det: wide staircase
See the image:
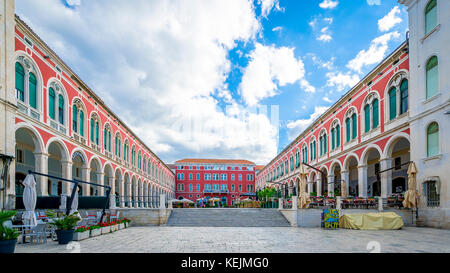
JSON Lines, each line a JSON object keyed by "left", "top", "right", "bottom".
{"left": 166, "top": 208, "right": 291, "bottom": 227}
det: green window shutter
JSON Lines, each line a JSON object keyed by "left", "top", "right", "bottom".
{"left": 108, "top": 132, "right": 111, "bottom": 151}
{"left": 115, "top": 136, "right": 117, "bottom": 155}
{"left": 79, "top": 110, "right": 84, "bottom": 136}
{"left": 331, "top": 128, "right": 335, "bottom": 150}
{"left": 313, "top": 141, "right": 317, "bottom": 159}
{"left": 49, "top": 88, "right": 56, "bottom": 120}
{"left": 400, "top": 79, "right": 408, "bottom": 114}
{"left": 95, "top": 122, "right": 99, "bottom": 144}
{"left": 104, "top": 128, "right": 107, "bottom": 149}
{"left": 319, "top": 137, "right": 323, "bottom": 156}
{"left": 58, "top": 95, "right": 64, "bottom": 124}
{"left": 427, "top": 122, "right": 439, "bottom": 157}
{"left": 72, "top": 105, "right": 78, "bottom": 132}
{"left": 425, "top": 0, "right": 437, "bottom": 34}
{"left": 389, "top": 87, "right": 397, "bottom": 120}
{"left": 346, "top": 118, "right": 350, "bottom": 142}
{"left": 372, "top": 99, "right": 379, "bottom": 129}
{"left": 29, "top": 72, "right": 37, "bottom": 109}
{"left": 352, "top": 114, "right": 357, "bottom": 139}
{"left": 336, "top": 124, "right": 340, "bottom": 147}
{"left": 90, "top": 119, "right": 94, "bottom": 142}
{"left": 364, "top": 104, "right": 370, "bottom": 133}
{"left": 426, "top": 56, "right": 438, "bottom": 99}
{"left": 15, "top": 62, "right": 25, "bottom": 102}
{"left": 324, "top": 134, "right": 327, "bottom": 153}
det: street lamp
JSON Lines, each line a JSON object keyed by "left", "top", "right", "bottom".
{"left": 0, "top": 153, "right": 14, "bottom": 210}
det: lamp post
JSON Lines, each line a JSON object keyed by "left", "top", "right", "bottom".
{"left": 0, "top": 153, "right": 15, "bottom": 211}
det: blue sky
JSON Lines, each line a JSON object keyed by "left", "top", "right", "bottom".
{"left": 16, "top": 0, "right": 408, "bottom": 164}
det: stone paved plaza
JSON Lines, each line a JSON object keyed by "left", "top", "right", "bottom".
{"left": 15, "top": 226, "right": 450, "bottom": 253}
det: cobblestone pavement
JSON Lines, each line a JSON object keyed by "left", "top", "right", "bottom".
{"left": 15, "top": 226, "right": 450, "bottom": 253}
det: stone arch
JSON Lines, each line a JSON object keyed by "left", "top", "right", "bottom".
{"left": 360, "top": 144, "right": 383, "bottom": 166}
{"left": 383, "top": 132, "right": 411, "bottom": 159}
{"left": 15, "top": 123, "right": 45, "bottom": 154}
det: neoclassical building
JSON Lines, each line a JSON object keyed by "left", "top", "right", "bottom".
{"left": 257, "top": 0, "right": 449, "bottom": 228}
{"left": 257, "top": 41, "right": 411, "bottom": 199}
{"left": 174, "top": 159, "right": 256, "bottom": 206}
{"left": 0, "top": 1, "right": 175, "bottom": 210}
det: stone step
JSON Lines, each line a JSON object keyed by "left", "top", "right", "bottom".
{"left": 166, "top": 208, "right": 290, "bottom": 227}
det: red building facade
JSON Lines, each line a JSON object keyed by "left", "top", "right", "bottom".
{"left": 11, "top": 16, "right": 175, "bottom": 208}
{"left": 175, "top": 159, "right": 256, "bottom": 206}
{"left": 257, "top": 42, "right": 411, "bottom": 200}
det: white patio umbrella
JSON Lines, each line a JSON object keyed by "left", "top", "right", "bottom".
{"left": 22, "top": 174, "right": 37, "bottom": 226}
{"left": 69, "top": 184, "right": 79, "bottom": 215}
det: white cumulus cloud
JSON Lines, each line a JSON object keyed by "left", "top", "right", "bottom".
{"left": 286, "top": 106, "right": 329, "bottom": 140}
{"left": 378, "top": 6, "right": 402, "bottom": 32}
{"left": 15, "top": 0, "right": 281, "bottom": 164}
{"left": 347, "top": 31, "right": 401, "bottom": 73}
{"left": 319, "top": 0, "right": 339, "bottom": 9}
{"left": 326, "top": 72, "right": 360, "bottom": 92}
{"left": 239, "top": 43, "right": 315, "bottom": 106}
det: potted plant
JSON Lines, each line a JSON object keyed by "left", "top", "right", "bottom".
{"left": 123, "top": 218, "right": 131, "bottom": 228}
{"left": 110, "top": 221, "right": 118, "bottom": 232}
{"left": 0, "top": 211, "right": 20, "bottom": 253}
{"left": 73, "top": 226, "right": 90, "bottom": 241}
{"left": 47, "top": 210, "right": 81, "bottom": 245}
{"left": 100, "top": 222, "right": 111, "bottom": 234}
{"left": 89, "top": 224, "right": 101, "bottom": 237}
{"left": 117, "top": 220, "right": 125, "bottom": 230}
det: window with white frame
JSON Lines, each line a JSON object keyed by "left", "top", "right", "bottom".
{"left": 15, "top": 56, "right": 41, "bottom": 120}
{"left": 309, "top": 138, "right": 317, "bottom": 161}
{"left": 425, "top": 0, "right": 437, "bottom": 35}
{"left": 363, "top": 93, "right": 380, "bottom": 133}
{"left": 319, "top": 129, "right": 327, "bottom": 157}
{"left": 104, "top": 123, "right": 112, "bottom": 153}
{"left": 330, "top": 120, "right": 340, "bottom": 151}
{"left": 72, "top": 99, "right": 85, "bottom": 138}
{"left": 344, "top": 108, "right": 358, "bottom": 142}
{"left": 302, "top": 144, "right": 308, "bottom": 163}
{"left": 426, "top": 56, "right": 438, "bottom": 99}
{"left": 427, "top": 122, "right": 439, "bottom": 157}
{"left": 48, "top": 81, "right": 67, "bottom": 133}
{"left": 90, "top": 113, "right": 101, "bottom": 146}
{"left": 387, "top": 73, "right": 408, "bottom": 121}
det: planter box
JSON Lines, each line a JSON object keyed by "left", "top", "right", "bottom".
{"left": 125, "top": 222, "right": 130, "bottom": 228}
{"left": 101, "top": 226, "right": 111, "bottom": 234}
{"left": 110, "top": 225, "right": 118, "bottom": 232}
{"left": 90, "top": 228, "right": 101, "bottom": 237}
{"left": 118, "top": 223, "right": 125, "bottom": 230}
{"left": 73, "top": 231, "right": 90, "bottom": 241}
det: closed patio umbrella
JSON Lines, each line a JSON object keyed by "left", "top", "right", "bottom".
{"left": 298, "top": 164, "right": 311, "bottom": 209}
{"left": 403, "top": 162, "right": 420, "bottom": 208}
{"left": 22, "top": 174, "right": 37, "bottom": 226}
{"left": 69, "top": 184, "right": 79, "bottom": 215}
